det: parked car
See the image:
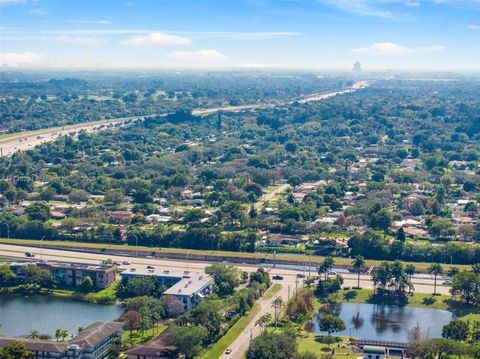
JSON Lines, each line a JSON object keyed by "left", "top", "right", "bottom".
{"left": 296, "top": 273, "right": 305, "bottom": 278}
{"left": 122, "top": 261, "right": 130, "bottom": 265}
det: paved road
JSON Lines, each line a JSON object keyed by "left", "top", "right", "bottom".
{"left": 0, "top": 243, "right": 451, "bottom": 358}
{"left": 0, "top": 116, "right": 146, "bottom": 157}
{"left": 254, "top": 183, "right": 290, "bottom": 210}
{"left": 0, "top": 243, "right": 451, "bottom": 294}
{"left": 0, "top": 81, "right": 368, "bottom": 157}
{"left": 219, "top": 280, "right": 295, "bottom": 359}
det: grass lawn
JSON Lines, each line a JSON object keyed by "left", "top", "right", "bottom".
{"left": 0, "top": 238, "right": 473, "bottom": 273}
{"left": 201, "top": 303, "right": 260, "bottom": 359}
{"left": 122, "top": 325, "right": 167, "bottom": 347}
{"left": 263, "top": 283, "right": 282, "bottom": 300}
{"left": 297, "top": 333, "right": 351, "bottom": 358}
{"left": 83, "top": 283, "right": 117, "bottom": 303}
{"left": 335, "top": 289, "right": 479, "bottom": 319}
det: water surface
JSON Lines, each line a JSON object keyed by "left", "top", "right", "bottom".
{"left": 312, "top": 302, "right": 453, "bottom": 342}
{"left": 0, "top": 294, "right": 123, "bottom": 337}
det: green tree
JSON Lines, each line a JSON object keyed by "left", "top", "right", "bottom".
{"left": 442, "top": 319, "right": 469, "bottom": 341}
{"left": 0, "top": 341, "right": 32, "bottom": 359}
{"left": 451, "top": 271, "right": 480, "bottom": 304}
{"left": 167, "top": 325, "right": 208, "bottom": 359}
{"left": 246, "top": 331, "right": 298, "bottom": 359}
{"left": 79, "top": 276, "right": 94, "bottom": 293}
{"left": 352, "top": 255, "right": 365, "bottom": 288}
{"left": 255, "top": 313, "right": 272, "bottom": 332}
{"left": 0, "top": 264, "right": 16, "bottom": 286}
{"left": 28, "top": 330, "right": 40, "bottom": 339}
{"left": 272, "top": 297, "right": 284, "bottom": 329}
{"left": 317, "top": 314, "right": 346, "bottom": 336}
{"left": 428, "top": 263, "right": 444, "bottom": 295}
{"left": 205, "top": 263, "right": 239, "bottom": 296}
{"left": 26, "top": 202, "right": 51, "bottom": 221}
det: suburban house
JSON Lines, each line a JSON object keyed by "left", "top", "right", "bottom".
{"left": 125, "top": 330, "right": 179, "bottom": 359}
{"left": 120, "top": 266, "right": 214, "bottom": 313}
{"left": 0, "top": 321, "right": 123, "bottom": 359}
{"left": 267, "top": 234, "right": 304, "bottom": 247}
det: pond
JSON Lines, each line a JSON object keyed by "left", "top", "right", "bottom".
{"left": 0, "top": 294, "right": 123, "bottom": 337}
{"left": 311, "top": 302, "right": 454, "bottom": 342}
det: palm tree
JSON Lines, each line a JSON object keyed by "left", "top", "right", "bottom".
{"left": 255, "top": 313, "right": 272, "bottom": 332}
{"left": 60, "top": 330, "right": 68, "bottom": 342}
{"left": 405, "top": 264, "right": 416, "bottom": 294}
{"left": 447, "top": 266, "right": 459, "bottom": 278}
{"left": 28, "top": 330, "right": 39, "bottom": 339}
{"left": 472, "top": 263, "right": 480, "bottom": 274}
{"left": 318, "top": 256, "right": 335, "bottom": 281}
{"left": 54, "top": 329, "right": 62, "bottom": 342}
{"left": 428, "top": 263, "right": 443, "bottom": 295}
{"left": 271, "top": 297, "right": 284, "bottom": 329}
{"left": 352, "top": 255, "right": 365, "bottom": 289}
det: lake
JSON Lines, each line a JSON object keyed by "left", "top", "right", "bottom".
{"left": 0, "top": 294, "right": 123, "bottom": 337}
{"left": 311, "top": 302, "right": 454, "bottom": 342}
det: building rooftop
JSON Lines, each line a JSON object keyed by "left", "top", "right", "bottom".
{"left": 125, "top": 330, "right": 178, "bottom": 358}
{"left": 70, "top": 321, "right": 123, "bottom": 348}
{"left": 43, "top": 260, "right": 116, "bottom": 271}
{"left": 163, "top": 272, "right": 213, "bottom": 296}
{"left": 0, "top": 338, "right": 68, "bottom": 353}
{"left": 121, "top": 265, "right": 214, "bottom": 296}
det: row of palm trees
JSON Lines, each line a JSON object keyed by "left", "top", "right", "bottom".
{"left": 323, "top": 254, "right": 448, "bottom": 296}
{"left": 27, "top": 327, "right": 84, "bottom": 342}
{"left": 254, "top": 296, "right": 284, "bottom": 332}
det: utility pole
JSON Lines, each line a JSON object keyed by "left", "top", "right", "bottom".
{"left": 40, "top": 236, "right": 45, "bottom": 261}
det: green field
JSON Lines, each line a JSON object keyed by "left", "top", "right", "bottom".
{"left": 297, "top": 334, "right": 351, "bottom": 359}
{"left": 122, "top": 325, "right": 167, "bottom": 347}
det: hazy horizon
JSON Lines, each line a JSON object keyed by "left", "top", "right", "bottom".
{"left": 1, "top": 0, "right": 480, "bottom": 72}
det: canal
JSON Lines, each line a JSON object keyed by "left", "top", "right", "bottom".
{"left": 0, "top": 294, "right": 123, "bottom": 337}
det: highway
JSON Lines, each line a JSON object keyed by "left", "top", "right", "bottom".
{"left": 0, "top": 242, "right": 451, "bottom": 359}
{"left": 0, "top": 81, "right": 368, "bottom": 157}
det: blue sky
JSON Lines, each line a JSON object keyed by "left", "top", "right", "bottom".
{"left": 0, "top": 0, "right": 479, "bottom": 71}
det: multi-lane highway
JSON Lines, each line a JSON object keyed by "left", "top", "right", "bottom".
{"left": 0, "top": 242, "right": 450, "bottom": 358}
{"left": 0, "top": 81, "right": 369, "bottom": 157}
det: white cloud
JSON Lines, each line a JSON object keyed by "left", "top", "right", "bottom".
{"left": 353, "top": 42, "right": 445, "bottom": 55}
{"left": 0, "top": 51, "right": 44, "bottom": 66}
{"left": 320, "top": 0, "right": 480, "bottom": 17}
{"left": 30, "top": 8, "right": 48, "bottom": 15}
{"left": 120, "top": 32, "right": 191, "bottom": 47}
{"left": 468, "top": 24, "right": 480, "bottom": 30}
{"left": 56, "top": 35, "right": 107, "bottom": 46}
{"left": 167, "top": 49, "right": 227, "bottom": 62}
{"left": 0, "top": 0, "right": 26, "bottom": 5}
{"left": 64, "top": 19, "right": 111, "bottom": 24}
